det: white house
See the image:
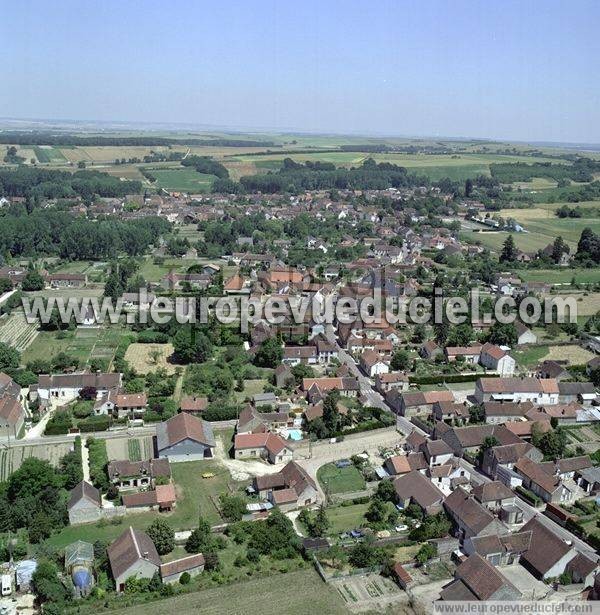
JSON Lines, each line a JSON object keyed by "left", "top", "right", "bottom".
{"left": 479, "top": 343, "right": 516, "bottom": 377}
{"left": 359, "top": 349, "right": 389, "bottom": 377}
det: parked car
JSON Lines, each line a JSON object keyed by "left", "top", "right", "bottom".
{"left": 395, "top": 524, "right": 409, "bottom": 532}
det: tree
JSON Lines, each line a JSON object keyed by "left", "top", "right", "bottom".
{"left": 500, "top": 234, "right": 517, "bottom": 263}
{"left": 32, "top": 560, "right": 68, "bottom": 606}
{"left": 173, "top": 326, "right": 213, "bottom": 363}
{"left": 0, "top": 278, "right": 12, "bottom": 294}
{"left": 415, "top": 543, "right": 437, "bottom": 566}
{"left": 576, "top": 228, "right": 600, "bottom": 264}
{"left": 366, "top": 498, "right": 387, "bottom": 524}
{"left": 487, "top": 321, "right": 517, "bottom": 346}
{"left": 219, "top": 494, "right": 246, "bottom": 522}
{"left": 375, "top": 479, "right": 396, "bottom": 503}
{"left": 551, "top": 236, "right": 569, "bottom": 264}
{"left": 433, "top": 321, "right": 450, "bottom": 345}
{"left": 185, "top": 515, "right": 214, "bottom": 554}
{"left": 535, "top": 427, "right": 567, "bottom": 459}
{"left": 59, "top": 444, "right": 83, "bottom": 490}
{"left": 0, "top": 342, "right": 20, "bottom": 371}
{"left": 21, "top": 271, "right": 44, "bottom": 291}
{"left": 469, "top": 404, "right": 485, "bottom": 424}
{"left": 247, "top": 509, "right": 299, "bottom": 557}
{"left": 413, "top": 324, "right": 427, "bottom": 343}
{"left": 146, "top": 518, "right": 174, "bottom": 555}
{"left": 390, "top": 349, "right": 410, "bottom": 371}
{"left": 348, "top": 539, "right": 381, "bottom": 568}
{"left": 447, "top": 324, "right": 474, "bottom": 347}
{"left": 103, "top": 270, "right": 123, "bottom": 301}
{"left": 253, "top": 337, "right": 283, "bottom": 368}
{"left": 311, "top": 504, "right": 330, "bottom": 537}
{"left": 322, "top": 390, "right": 341, "bottom": 436}
{"left": 465, "top": 178, "right": 473, "bottom": 197}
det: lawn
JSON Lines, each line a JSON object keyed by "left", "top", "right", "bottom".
{"left": 93, "top": 569, "right": 347, "bottom": 615}
{"left": 326, "top": 503, "right": 369, "bottom": 535}
{"left": 317, "top": 462, "right": 366, "bottom": 495}
{"left": 513, "top": 345, "right": 549, "bottom": 368}
{"left": 46, "top": 457, "right": 243, "bottom": 548}
{"left": 149, "top": 168, "right": 217, "bottom": 192}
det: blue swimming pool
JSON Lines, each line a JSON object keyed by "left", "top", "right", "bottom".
{"left": 284, "top": 429, "right": 303, "bottom": 441}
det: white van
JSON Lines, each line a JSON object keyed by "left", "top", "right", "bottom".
{"left": 1, "top": 574, "right": 12, "bottom": 596}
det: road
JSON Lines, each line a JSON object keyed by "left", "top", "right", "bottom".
{"left": 324, "top": 325, "right": 425, "bottom": 437}
{"left": 324, "top": 326, "right": 596, "bottom": 558}
{"left": 459, "top": 456, "right": 597, "bottom": 558}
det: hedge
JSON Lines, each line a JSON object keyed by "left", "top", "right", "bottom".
{"left": 515, "top": 485, "right": 542, "bottom": 507}
{"left": 87, "top": 437, "right": 109, "bottom": 491}
{"left": 203, "top": 405, "right": 241, "bottom": 421}
{"left": 409, "top": 373, "right": 500, "bottom": 385}
{"left": 44, "top": 411, "right": 72, "bottom": 435}
{"left": 336, "top": 418, "right": 393, "bottom": 437}
{"left": 78, "top": 416, "right": 111, "bottom": 433}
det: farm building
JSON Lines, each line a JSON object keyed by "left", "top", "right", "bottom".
{"left": 160, "top": 554, "right": 205, "bottom": 584}
{"left": 156, "top": 412, "right": 216, "bottom": 462}
{"left": 108, "top": 527, "right": 161, "bottom": 592}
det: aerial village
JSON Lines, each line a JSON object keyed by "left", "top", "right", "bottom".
{"left": 0, "top": 175, "right": 600, "bottom": 614}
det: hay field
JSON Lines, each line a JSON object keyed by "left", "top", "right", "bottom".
{"left": 124, "top": 343, "right": 176, "bottom": 374}
{"left": 544, "top": 345, "right": 595, "bottom": 364}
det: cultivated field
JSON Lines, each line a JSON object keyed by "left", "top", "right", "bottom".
{"left": 498, "top": 206, "right": 600, "bottom": 245}
{"left": 105, "top": 435, "right": 155, "bottom": 461}
{"left": 124, "top": 343, "right": 177, "bottom": 374}
{"left": 108, "top": 569, "right": 347, "bottom": 615}
{"left": 0, "top": 442, "right": 74, "bottom": 481}
{"left": 0, "top": 311, "right": 39, "bottom": 352}
{"left": 21, "top": 326, "right": 124, "bottom": 368}
{"left": 33, "top": 145, "right": 67, "bottom": 163}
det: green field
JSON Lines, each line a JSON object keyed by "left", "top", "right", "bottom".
{"left": 517, "top": 269, "right": 600, "bottom": 285}
{"left": 317, "top": 462, "right": 366, "bottom": 495}
{"left": 230, "top": 151, "right": 559, "bottom": 182}
{"left": 33, "top": 146, "right": 67, "bottom": 163}
{"left": 149, "top": 168, "right": 217, "bottom": 192}
{"left": 459, "top": 230, "right": 551, "bottom": 253}
{"left": 104, "top": 569, "right": 347, "bottom": 615}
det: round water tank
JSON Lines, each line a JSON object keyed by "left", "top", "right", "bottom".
{"left": 72, "top": 569, "right": 91, "bottom": 588}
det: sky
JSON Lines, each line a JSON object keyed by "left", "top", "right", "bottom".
{"left": 2, "top": 0, "right": 599, "bottom": 143}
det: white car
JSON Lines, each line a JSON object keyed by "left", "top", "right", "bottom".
{"left": 395, "top": 524, "right": 409, "bottom": 532}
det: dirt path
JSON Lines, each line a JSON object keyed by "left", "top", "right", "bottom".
{"left": 81, "top": 437, "right": 90, "bottom": 481}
